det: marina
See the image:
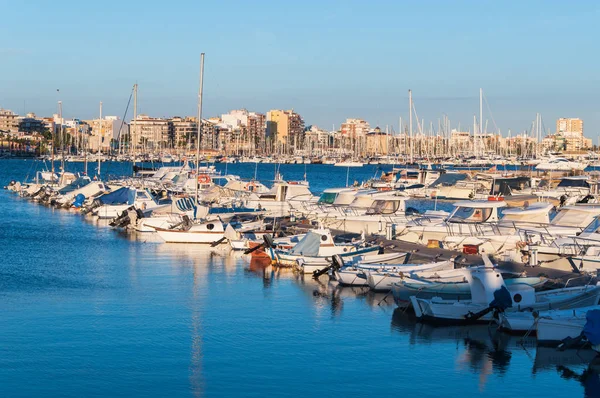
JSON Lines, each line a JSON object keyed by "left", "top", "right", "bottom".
{"left": 3, "top": 158, "right": 600, "bottom": 397}
{"left": 3, "top": 2, "right": 600, "bottom": 396}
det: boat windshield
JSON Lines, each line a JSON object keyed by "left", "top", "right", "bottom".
{"left": 366, "top": 200, "right": 402, "bottom": 215}
{"left": 448, "top": 206, "right": 493, "bottom": 223}
{"left": 557, "top": 179, "right": 589, "bottom": 188}
{"left": 552, "top": 209, "right": 595, "bottom": 227}
{"left": 583, "top": 217, "right": 600, "bottom": 234}
{"left": 318, "top": 192, "right": 337, "bottom": 204}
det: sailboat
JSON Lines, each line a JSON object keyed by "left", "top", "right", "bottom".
{"left": 153, "top": 53, "right": 227, "bottom": 245}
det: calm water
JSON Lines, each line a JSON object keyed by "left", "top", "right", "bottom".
{"left": 0, "top": 159, "right": 598, "bottom": 397}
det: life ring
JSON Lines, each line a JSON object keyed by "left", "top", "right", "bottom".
{"left": 245, "top": 181, "right": 259, "bottom": 191}
{"left": 198, "top": 174, "right": 211, "bottom": 184}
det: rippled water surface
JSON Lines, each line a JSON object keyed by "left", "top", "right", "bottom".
{"left": 0, "top": 160, "right": 598, "bottom": 397}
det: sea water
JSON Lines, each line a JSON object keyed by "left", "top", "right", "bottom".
{"left": 0, "top": 160, "right": 597, "bottom": 397}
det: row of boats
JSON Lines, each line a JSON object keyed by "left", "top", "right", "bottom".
{"left": 6, "top": 162, "right": 600, "bottom": 352}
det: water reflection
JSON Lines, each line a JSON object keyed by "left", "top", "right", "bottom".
{"left": 391, "top": 309, "right": 600, "bottom": 395}
{"left": 556, "top": 358, "right": 600, "bottom": 398}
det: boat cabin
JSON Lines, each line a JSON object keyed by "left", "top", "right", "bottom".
{"left": 501, "top": 202, "right": 553, "bottom": 224}
{"left": 365, "top": 196, "right": 407, "bottom": 216}
{"left": 254, "top": 181, "right": 313, "bottom": 202}
{"left": 550, "top": 205, "right": 600, "bottom": 227}
{"left": 317, "top": 188, "right": 363, "bottom": 205}
{"left": 489, "top": 176, "right": 531, "bottom": 196}
{"left": 447, "top": 200, "right": 506, "bottom": 223}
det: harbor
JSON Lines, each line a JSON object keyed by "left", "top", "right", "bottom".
{"left": 3, "top": 158, "right": 600, "bottom": 397}
{"left": 4, "top": 1, "right": 600, "bottom": 396}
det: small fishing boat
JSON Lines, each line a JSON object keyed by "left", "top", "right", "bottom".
{"left": 410, "top": 257, "right": 600, "bottom": 324}
{"left": 300, "top": 251, "right": 407, "bottom": 275}
{"left": 364, "top": 260, "right": 456, "bottom": 291}
{"left": 391, "top": 276, "right": 547, "bottom": 307}
{"left": 154, "top": 217, "right": 226, "bottom": 244}
{"left": 266, "top": 228, "right": 380, "bottom": 267}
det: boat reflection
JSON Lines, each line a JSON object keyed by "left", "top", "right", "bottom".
{"left": 391, "top": 309, "right": 600, "bottom": 395}
{"left": 556, "top": 358, "right": 600, "bottom": 398}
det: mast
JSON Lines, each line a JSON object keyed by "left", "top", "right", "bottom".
{"left": 132, "top": 83, "right": 138, "bottom": 157}
{"left": 58, "top": 101, "right": 65, "bottom": 174}
{"left": 408, "top": 89, "right": 413, "bottom": 164}
{"left": 98, "top": 101, "right": 102, "bottom": 177}
{"left": 479, "top": 88, "right": 483, "bottom": 158}
{"left": 194, "top": 53, "right": 205, "bottom": 219}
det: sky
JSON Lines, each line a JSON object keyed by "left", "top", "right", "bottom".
{"left": 1, "top": 0, "right": 599, "bottom": 140}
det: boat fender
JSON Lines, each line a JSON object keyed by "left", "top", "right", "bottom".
{"left": 73, "top": 194, "right": 86, "bottom": 208}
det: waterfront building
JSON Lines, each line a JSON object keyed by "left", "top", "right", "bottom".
{"left": 169, "top": 116, "right": 198, "bottom": 149}
{"left": 0, "top": 108, "right": 19, "bottom": 133}
{"left": 266, "top": 109, "right": 304, "bottom": 153}
{"left": 340, "top": 119, "right": 370, "bottom": 138}
{"left": 129, "top": 115, "right": 169, "bottom": 151}
{"left": 557, "top": 118, "right": 583, "bottom": 135}
{"left": 365, "top": 127, "right": 389, "bottom": 156}
{"left": 85, "top": 116, "right": 128, "bottom": 152}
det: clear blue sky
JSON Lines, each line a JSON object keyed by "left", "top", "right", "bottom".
{"left": 1, "top": 0, "right": 599, "bottom": 139}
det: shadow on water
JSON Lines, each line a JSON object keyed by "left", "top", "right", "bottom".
{"left": 391, "top": 308, "right": 600, "bottom": 396}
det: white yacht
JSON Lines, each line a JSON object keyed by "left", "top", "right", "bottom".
{"left": 535, "top": 157, "right": 587, "bottom": 171}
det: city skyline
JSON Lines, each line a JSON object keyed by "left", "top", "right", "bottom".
{"left": 1, "top": 1, "right": 599, "bottom": 138}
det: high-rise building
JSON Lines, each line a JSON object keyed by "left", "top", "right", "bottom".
{"left": 0, "top": 108, "right": 19, "bottom": 133}
{"left": 129, "top": 115, "right": 169, "bottom": 150}
{"left": 169, "top": 117, "right": 198, "bottom": 149}
{"left": 340, "top": 119, "right": 370, "bottom": 138}
{"left": 85, "top": 116, "right": 128, "bottom": 151}
{"left": 266, "top": 109, "right": 304, "bottom": 152}
{"left": 556, "top": 118, "right": 583, "bottom": 134}
{"left": 554, "top": 118, "right": 590, "bottom": 152}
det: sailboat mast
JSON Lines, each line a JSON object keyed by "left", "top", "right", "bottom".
{"left": 408, "top": 89, "right": 413, "bottom": 164}
{"left": 479, "top": 88, "right": 483, "bottom": 158}
{"left": 98, "top": 101, "right": 102, "bottom": 177}
{"left": 194, "top": 53, "right": 205, "bottom": 218}
{"left": 58, "top": 101, "right": 63, "bottom": 173}
{"left": 132, "top": 83, "right": 137, "bottom": 157}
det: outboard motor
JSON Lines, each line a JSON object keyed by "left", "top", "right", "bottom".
{"left": 109, "top": 206, "right": 135, "bottom": 228}
{"left": 81, "top": 198, "right": 103, "bottom": 215}
{"left": 464, "top": 286, "right": 513, "bottom": 321}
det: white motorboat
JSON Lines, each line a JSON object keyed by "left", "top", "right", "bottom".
{"left": 398, "top": 199, "right": 553, "bottom": 258}
{"left": 300, "top": 251, "right": 408, "bottom": 276}
{"left": 266, "top": 228, "right": 379, "bottom": 267}
{"left": 95, "top": 187, "right": 169, "bottom": 220}
{"left": 410, "top": 257, "right": 600, "bottom": 324}
{"left": 499, "top": 305, "right": 600, "bottom": 334}
{"left": 535, "top": 157, "right": 587, "bottom": 171}
{"left": 154, "top": 218, "right": 226, "bottom": 244}
{"left": 364, "top": 260, "right": 456, "bottom": 291}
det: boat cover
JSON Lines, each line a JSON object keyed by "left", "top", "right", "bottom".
{"left": 97, "top": 187, "right": 131, "bottom": 205}
{"left": 429, "top": 173, "right": 467, "bottom": 188}
{"left": 583, "top": 309, "right": 600, "bottom": 345}
{"left": 290, "top": 231, "right": 322, "bottom": 256}
{"left": 57, "top": 176, "right": 91, "bottom": 195}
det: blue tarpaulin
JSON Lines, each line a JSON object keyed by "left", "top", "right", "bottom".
{"left": 58, "top": 177, "right": 91, "bottom": 195}
{"left": 583, "top": 309, "right": 600, "bottom": 345}
{"left": 97, "top": 187, "right": 131, "bottom": 205}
